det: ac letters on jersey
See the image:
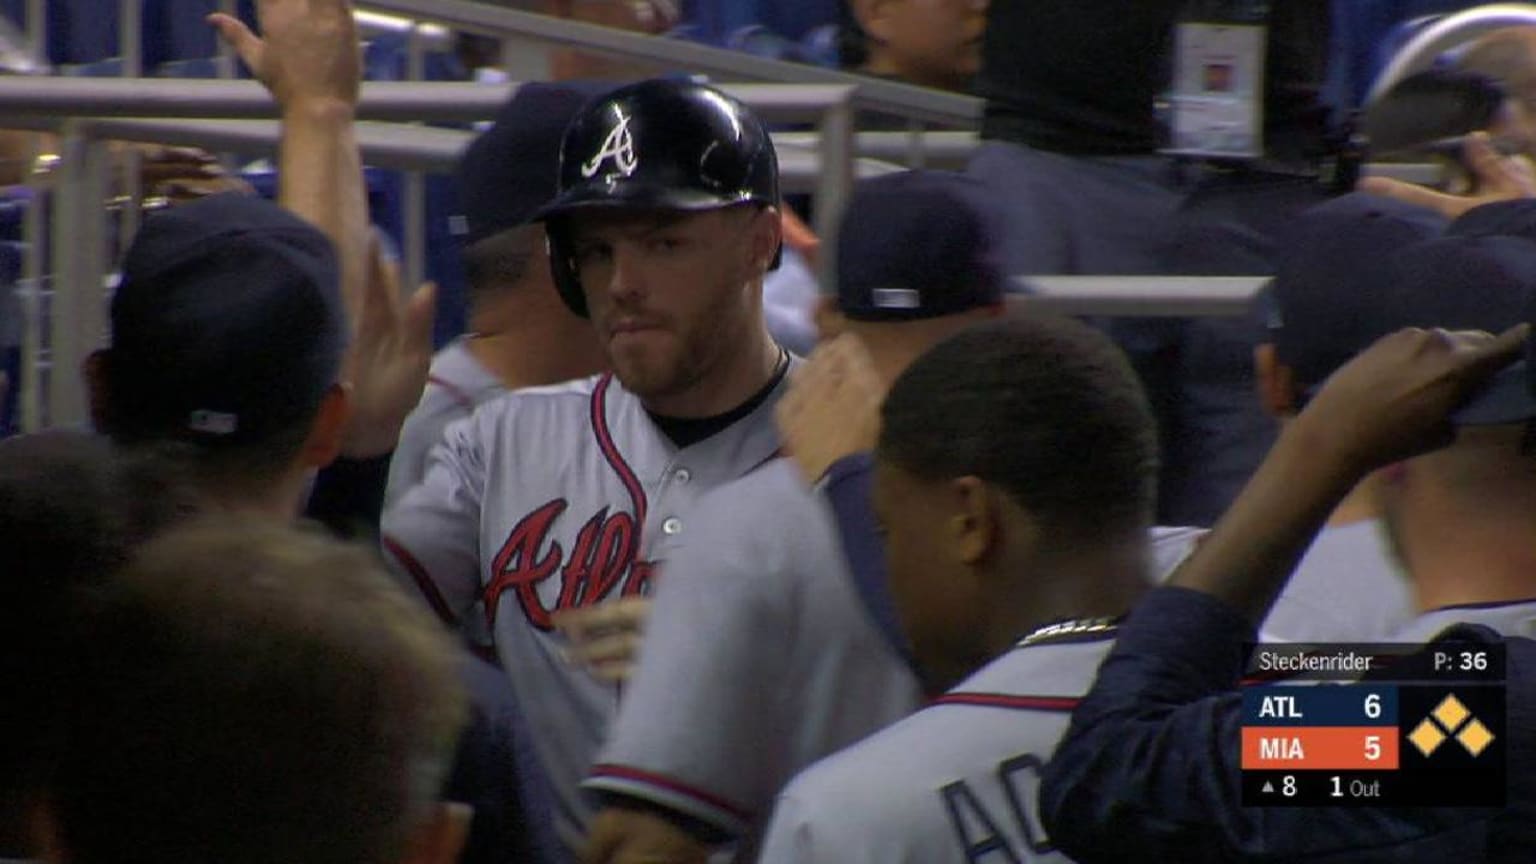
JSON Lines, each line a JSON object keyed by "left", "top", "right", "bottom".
{"left": 485, "top": 499, "right": 657, "bottom": 631}
{"left": 940, "top": 753, "right": 1055, "bottom": 863}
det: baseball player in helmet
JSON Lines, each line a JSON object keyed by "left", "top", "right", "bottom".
{"left": 381, "top": 78, "right": 791, "bottom": 859}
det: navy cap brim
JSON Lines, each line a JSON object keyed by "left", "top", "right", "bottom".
{"left": 1301, "top": 359, "right": 1536, "bottom": 426}
{"left": 1454, "top": 360, "right": 1536, "bottom": 425}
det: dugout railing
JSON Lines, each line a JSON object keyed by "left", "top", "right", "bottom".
{"left": 4, "top": 2, "right": 1525, "bottom": 431}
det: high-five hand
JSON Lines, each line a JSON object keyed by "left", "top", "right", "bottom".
{"left": 208, "top": 0, "right": 361, "bottom": 111}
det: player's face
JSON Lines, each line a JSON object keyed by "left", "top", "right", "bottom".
{"left": 569, "top": 206, "right": 769, "bottom": 405}
{"left": 873, "top": 457, "right": 985, "bottom": 695}
{"left": 874, "top": 0, "right": 989, "bottom": 91}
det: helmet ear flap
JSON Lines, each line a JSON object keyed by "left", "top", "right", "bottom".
{"left": 545, "top": 225, "right": 590, "bottom": 318}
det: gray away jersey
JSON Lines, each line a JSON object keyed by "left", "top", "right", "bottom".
{"left": 1260, "top": 519, "right": 1413, "bottom": 643}
{"left": 381, "top": 371, "right": 788, "bottom": 854}
{"left": 587, "top": 459, "right": 924, "bottom": 841}
{"left": 1389, "top": 598, "right": 1536, "bottom": 642}
{"left": 385, "top": 338, "right": 506, "bottom": 508}
{"left": 757, "top": 632, "right": 1118, "bottom": 864}
{"left": 1144, "top": 521, "right": 1415, "bottom": 643}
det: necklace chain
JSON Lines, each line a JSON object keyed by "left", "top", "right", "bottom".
{"left": 1015, "top": 616, "right": 1120, "bottom": 648}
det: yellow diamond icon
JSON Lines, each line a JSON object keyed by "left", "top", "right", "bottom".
{"left": 1458, "top": 719, "right": 1495, "bottom": 757}
{"left": 1432, "top": 695, "right": 1471, "bottom": 732}
{"left": 1409, "top": 719, "right": 1447, "bottom": 757}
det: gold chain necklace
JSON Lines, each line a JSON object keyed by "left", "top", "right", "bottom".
{"left": 1015, "top": 617, "right": 1121, "bottom": 648}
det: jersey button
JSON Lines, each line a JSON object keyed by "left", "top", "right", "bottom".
{"left": 662, "top": 516, "right": 683, "bottom": 536}
{"left": 674, "top": 468, "right": 691, "bottom": 484}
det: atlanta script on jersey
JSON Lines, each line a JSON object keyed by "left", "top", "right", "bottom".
{"left": 757, "top": 631, "right": 1119, "bottom": 864}
{"left": 381, "top": 370, "right": 788, "bottom": 853}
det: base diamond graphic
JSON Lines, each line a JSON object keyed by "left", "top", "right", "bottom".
{"left": 1409, "top": 718, "right": 1446, "bottom": 757}
{"left": 1432, "top": 695, "right": 1471, "bottom": 732}
{"left": 1457, "top": 718, "right": 1495, "bottom": 757}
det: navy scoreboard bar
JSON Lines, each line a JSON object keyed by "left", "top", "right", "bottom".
{"left": 1240, "top": 641, "right": 1505, "bottom": 807}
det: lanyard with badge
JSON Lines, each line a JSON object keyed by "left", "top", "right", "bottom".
{"left": 1162, "top": 0, "right": 1270, "bottom": 161}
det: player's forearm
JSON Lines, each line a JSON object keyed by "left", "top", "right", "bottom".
{"left": 279, "top": 100, "right": 368, "bottom": 327}
{"left": 1167, "top": 418, "right": 1363, "bottom": 625}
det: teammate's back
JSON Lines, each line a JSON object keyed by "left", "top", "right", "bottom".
{"left": 761, "top": 634, "right": 1114, "bottom": 863}
{"left": 759, "top": 314, "right": 1159, "bottom": 863}
{"left": 587, "top": 457, "right": 923, "bottom": 837}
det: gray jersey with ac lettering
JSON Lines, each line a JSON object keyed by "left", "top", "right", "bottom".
{"left": 758, "top": 632, "right": 1118, "bottom": 864}
{"left": 381, "top": 370, "right": 788, "bottom": 854}
{"left": 586, "top": 458, "right": 924, "bottom": 840}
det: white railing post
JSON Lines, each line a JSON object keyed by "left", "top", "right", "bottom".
{"left": 48, "top": 125, "right": 112, "bottom": 428}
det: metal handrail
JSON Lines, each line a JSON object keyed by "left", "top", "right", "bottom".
{"left": 0, "top": 76, "right": 862, "bottom": 124}
{"left": 356, "top": 0, "right": 982, "bottom": 127}
{"left": 356, "top": 10, "right": 455, "bottom": 51}
{"left": 1016, "top": 276, "right": 1267, "bottom": 318}
{"left": 6, "top": 115, "right": 908, "bottom": 189}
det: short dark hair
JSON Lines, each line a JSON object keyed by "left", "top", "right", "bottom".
{"left": 52, "top": 518, "right": 466, "bottom": 864}
{"left": 461, "top": 224, "right": 543, "bottom": 310}
{"left": 0, "top": 432, "right": 191, "bottom": 851}
{"left": 879, "top": 316, "right": 1159, "bottom": 539}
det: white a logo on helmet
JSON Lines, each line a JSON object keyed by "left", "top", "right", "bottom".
{"left": 581, "top": 113, "right": 639, "bottom": 179}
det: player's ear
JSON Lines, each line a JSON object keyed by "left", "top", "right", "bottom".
{"left": 946, "top": 475, "right": 998, "bottom": 567}
{"left": 82, "top": 349, "right": 113, "bottom": 434}
{"left": 298, "top": 382, "right": 352, "bottom": 469}
{"left": 396, "top": 802, "right": 471, "bottom": 864}
{"left": 749, "top": 205, "right": 783, "bottom": 274}
{"left": 1253, "top": 343, "right": 1297, "bottom": 418}
{"left": 814, "top": 296, "right": 846, "bottom": 342}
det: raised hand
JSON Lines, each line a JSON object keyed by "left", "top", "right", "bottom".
{"left": 1359, "top": 132, "right": 1536, "bottom": 220}
{"left": 207, "top": 0, "right": 369, "bottom": 332}
{"left": 775, "top": 333, "right": 884, "bottom": 487}
{"left": 1293, "top": 325, "right": 1530, "bottom": 476}
{"left": 208, "top": 0, "right": 361, "bottom": 111}
{"left": 340, "top": 237, "right": 436, "bottom": 459}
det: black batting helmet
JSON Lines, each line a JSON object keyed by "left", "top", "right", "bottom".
{"left": 535, "top": 78, "right": 781, "bottom": 317}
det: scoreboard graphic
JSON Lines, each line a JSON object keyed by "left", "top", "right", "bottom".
{"left": 1240, "top": 641, "right": 1506, "bottom": 806}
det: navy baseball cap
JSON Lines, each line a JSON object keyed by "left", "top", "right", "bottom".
{"left": 1446, "top": 198, "right": 1536, "bottom": 244}
{"left": 1380, "top": 234, "right": 1536, "bottom": 425}
{"left": 456, "top": 81, "right": 613, "bottom": 245}
{"left": 105, "top": 193, "right": 346, "bottom": 447}
{"left": 1260, "top": 192, "right": 1448, "bottom": 389}
{"left": 835, "top": 170, "right": 1006, "bottom": 322}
